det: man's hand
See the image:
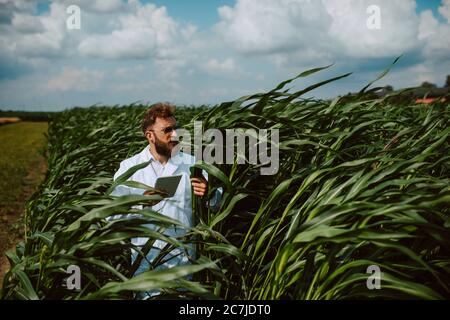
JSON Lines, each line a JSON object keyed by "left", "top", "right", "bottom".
{"left": 143, "top": 190, "right": 166, "bottom": 206}
{"left": 190, "top": 177, "right": 207, "bottom": 197}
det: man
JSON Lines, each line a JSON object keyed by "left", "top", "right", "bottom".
{"left": 110, "top": 102, "right": 208, "bottom": 298}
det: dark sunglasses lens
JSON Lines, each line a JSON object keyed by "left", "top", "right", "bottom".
{"left": 164, "top": 125, "right": 178, "bottom": 134}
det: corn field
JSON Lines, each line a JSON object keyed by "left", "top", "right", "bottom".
{"left": 1, "top": 67, "right": 449, "bottom": 300}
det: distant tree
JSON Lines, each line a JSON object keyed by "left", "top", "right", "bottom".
{"left": 385, "top": 85, "right": 394, "bottom": 92}
{"left": 421, "top": 81, "right": 437, "bottom": 88}
{"left": 445, "top": 75, "right": 450, "bottom": 88}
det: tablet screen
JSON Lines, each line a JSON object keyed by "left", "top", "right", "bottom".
{"left": 154, "top": 174, "right": 182, "bottom": 197}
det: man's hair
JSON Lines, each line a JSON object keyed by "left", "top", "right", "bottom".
{"left": 141, "top": 102, "right": 176, "bottom": 134}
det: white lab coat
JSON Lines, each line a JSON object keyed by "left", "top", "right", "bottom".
{"left": 110, "top": 145, "right": 198, "bottom": 278}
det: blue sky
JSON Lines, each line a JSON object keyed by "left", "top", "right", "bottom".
{"left": 141, "top": 0, "right": 235, "bottom": 28}
{"left": 1, "top": 0, "right": 449, "bottom": 111}
{"left": 417, "top": 0, "right": 446, "bottom": 19}
{"left": 37, "top": 0, "right": 237, "bottom": 28}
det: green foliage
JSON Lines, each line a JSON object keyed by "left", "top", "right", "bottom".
{"left": 191, "top": 69, "right": 450, "bottom": 300}
{"left": 1, "top": 70, "right": 449, "bottom": 300}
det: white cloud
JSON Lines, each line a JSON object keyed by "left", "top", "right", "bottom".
{"left": 79, "top": 28, "right": 158, "bottom": 59}
{"left": 198, "top": 87, "right": 229, "bottom": 100}
{"left": 216, "top": 0, "right": 421, "bottom": 63}
{"left": 88, "top": 0, "right": 123, "bottom": 13}
{"left": 0, "top": 0, "right": 36, "bottom": 22}
{"left": 419, "top": 10, "right": 440, "bottom": 40}
{"left": 378, "top": 61, "right": 450, "bottom": 88}
{"left": 255, "top": 73, "right": 265, "bottom": 81}
{"left": 324, "top": 0, "right": 419, "bottom": 58}
{"left": 419, "top": 9, "right": 450, "bottom": 61}
{"left": 54, "top": 0, "right": 124, "bottom": 13}
{"left": 114, "top": 65, "right": 146, "bottom": 78}
{"left": 11, "top": 12, "right": 45, "bottom": 33}
{"left": 181, "top": 24, "right": 197, "bottom": 41}
{"left": 216, "top": 0, "right": 331, "bottom": 55}
{"left": 271, "top": 47, "right": 334, "bottom": 69}
{"left": 78, "top": 2, "right": 184, "bottom": 60}
{"left": 0, "top": 3, "right": 67, "bottom": 58}
{"left": 1, "top": 1, "right": 196, "bottom": 63}
{"left": 46, "top": 67, "right": 104, "bottom": 92}
{"left": 154, "top": 57, "right": 187, "bottom": 79}
{"left": 202, "top": 58, "right": 240, "bottom": 76}
{"left": 112, "top": 80, "right": 152, "bottom": 93}
{"left": 1, "top": 0, "right": 450, "bottom": 110}
{"left": 439, "top": 0, "right": 450, "bottom": 22}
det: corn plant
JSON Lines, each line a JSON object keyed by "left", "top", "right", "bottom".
{"left": 1, "top": 67, "right": 449, "bottom": 300}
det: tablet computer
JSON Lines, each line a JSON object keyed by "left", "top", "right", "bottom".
{"left": 155, "top": 174, "right": 182, "bottom": 198}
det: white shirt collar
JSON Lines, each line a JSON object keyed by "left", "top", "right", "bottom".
{"left": 142, "top": 144, "right": 182, "bottom": 173}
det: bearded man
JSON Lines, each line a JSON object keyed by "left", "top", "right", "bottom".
{"left": 110, "top": 102, "right": 209, "bottom": 299}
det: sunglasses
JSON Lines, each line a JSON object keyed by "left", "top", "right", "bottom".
{"left": 148, "top": 124, "right": 179, "bottom": 135}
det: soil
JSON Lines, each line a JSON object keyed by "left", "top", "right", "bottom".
{"left": 0, "top": 155, "right": 47, "bottom": 286}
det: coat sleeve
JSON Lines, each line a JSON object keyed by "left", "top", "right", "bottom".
{"left": 110, "top": 161, "right": 133, "bottom": 197}
{"left": 107, "top": 160, "right": 143, "bottom": 221}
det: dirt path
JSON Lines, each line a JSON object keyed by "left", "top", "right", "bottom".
{"left": 0, "top": 149, "right": 47, "bottom": 285}
{"left": 0, "top": 156, "right": 47, "bottom": 287}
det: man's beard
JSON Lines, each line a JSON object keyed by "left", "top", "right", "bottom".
{"left": 154, "top": 136, "right": 179, "bottom": 158}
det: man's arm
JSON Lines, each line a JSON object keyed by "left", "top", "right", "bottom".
{"left": 110, "top": 161, "right": 132, "bottom": 197}
{"left": 107, "top": 161, "right": 141, "bottom": 221}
